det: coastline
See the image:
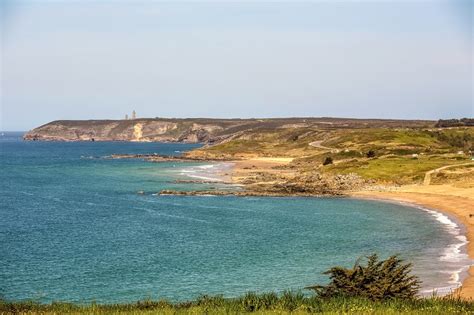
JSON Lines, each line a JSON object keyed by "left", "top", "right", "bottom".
{"left": 350, "top": 188, "right": 474, "bottom": 299}
{"left": 177, "top": 158, "right": 474, "bottom": 298}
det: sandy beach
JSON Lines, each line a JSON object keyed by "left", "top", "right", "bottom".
{"left": 228, "top": 158, "right": 474, "bottom": 299}
{"left": 230, "top": 157, "right": 295, "bottom": 183}
{"left": 352, "top": 186, "right": 474, "bottom": 299}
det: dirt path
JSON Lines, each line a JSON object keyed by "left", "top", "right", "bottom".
{"left": 423, "top": 162, "right": 474, "bottom": 185}
{"left": 308, "top": 140, "right": 339, "bottom": 153}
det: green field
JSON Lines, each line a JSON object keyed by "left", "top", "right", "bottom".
{"left": 191, "top": 127, "right": 473, "bottom": 185}
{"left": 319, "top": 155, "right": 468, "bottom": 184}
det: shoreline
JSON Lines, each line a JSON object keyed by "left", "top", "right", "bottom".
{"left": 351, "top": 189, "right": 474, "bottom": 299}
{"left": 224, "top": 158, "right": 474, "bottom": 299}
{"left": 350, "top": 193, "right": 471, "bottom": 297}
{"left": 174, "top": 159, "right": 474, "bottom": 298}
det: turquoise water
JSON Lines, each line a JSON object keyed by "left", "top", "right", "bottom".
{"left": 0, "top": 132, "right": 470, "bottom": 303}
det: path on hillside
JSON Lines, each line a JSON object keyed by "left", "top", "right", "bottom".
{"left": 309, "top": 140, "right": 340, "bottom": 153}
{"left": 423, "top": 162, "right": 474, "bottom": 185}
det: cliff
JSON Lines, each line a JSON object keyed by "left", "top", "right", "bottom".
{"left": 24, "top": 118, "right": 244, "bottom": 143}
{"left": 23, "top": 118, "right": 435, "bottom": 143}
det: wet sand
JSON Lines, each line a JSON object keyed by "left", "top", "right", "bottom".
{"left": 353, "top": 186, "right": 474, "bottom": 299}
{"left": 227, "top": 157, "right": 474, "bottom": 298}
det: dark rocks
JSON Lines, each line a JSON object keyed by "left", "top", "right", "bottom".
{"left": 158, "top": 189, "right": 340, "bottom": 197}
{"left": 173, "top": 180, "right": 231, "bottom": 184}
{"left": 106, "top": 153, "right": 236, "bottom": 162}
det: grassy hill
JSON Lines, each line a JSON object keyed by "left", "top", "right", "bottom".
{"left": 187, "top": 126, "right": 473, "bottom": 185}
{"left": 24, "top": 117, "right": 435, "bottom": 143}
{"left": 24, "top": 117, "right": 473, "bottom": 186}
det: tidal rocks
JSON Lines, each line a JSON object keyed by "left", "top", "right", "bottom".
{"left": 157, "top": 189, "right": 335, "bottom": 197}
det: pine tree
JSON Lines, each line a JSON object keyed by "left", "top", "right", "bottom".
{"left": 307, "top": 254, "right": 421, "bottom": 300}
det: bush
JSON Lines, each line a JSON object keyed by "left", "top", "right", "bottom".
{"left": 435, "top": 118, "right": 474, "bottom": 127}
{"left": 323, "top": 157, "right": 333, "bottom": 165}
{"left": 307, "top": 254, "right": 421, "bottom": 300}
{"left": 366, "top": 150, "right": 376, "bottom": 158}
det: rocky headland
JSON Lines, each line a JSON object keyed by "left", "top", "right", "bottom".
{"left": 21, "top": 116, "right": 474, "bottom": 298}
{"left": 23, "top": 117, "right": 435, "bottom": 143}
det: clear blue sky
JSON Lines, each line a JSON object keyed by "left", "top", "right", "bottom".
{"left": 1, "top": 0, "right": 472, "bottom": 131}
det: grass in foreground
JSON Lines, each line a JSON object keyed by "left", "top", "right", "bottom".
{"left": 2, "top": 294, "right": 473, "bottom": 314}
{"left": 2, "top": 255, "right": 473, "bottom": 314}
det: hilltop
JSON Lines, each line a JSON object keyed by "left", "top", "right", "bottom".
{"left": 20, "top": 116, "right": 474, "bottom": 299}
{"left": 24, "top": 117, "right": 473, "bottom": 188}
{"left": 23, "top": 117, "right": 434, "bottom": 142}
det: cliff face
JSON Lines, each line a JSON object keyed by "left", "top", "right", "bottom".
{"left": 23, "top": 119, "right": 231, "bottom": 143}
{"left": 23, "top": 118, "right": 435, "bottom": 143}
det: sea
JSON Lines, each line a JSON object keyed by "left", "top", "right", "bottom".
{"left": 0, "top": 131, "right": 471, "bottom": 303}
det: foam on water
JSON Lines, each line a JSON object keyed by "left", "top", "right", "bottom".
{"left": 177, "top": 163, "right": 234, "bottom": 182}
{"left": 1, "top": 133, "right": 471, "bottom": 302}
{"left": 397, "top": 201, "right": 472, "bottom": 295}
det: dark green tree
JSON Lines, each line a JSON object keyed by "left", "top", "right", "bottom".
{"left": 307, "top": 254, "right": 421, "bottom": 300}
{"left": 323, "top": 157, "right": 333, "bottom": 165}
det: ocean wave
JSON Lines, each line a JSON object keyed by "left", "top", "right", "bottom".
{"left": 401, "top": 202, "right": 472, "bottom": 295}
{"left": 359, "top": 197, "right": 473, "bottom": 296}
{"left": 420, "top": 265, "right": 470, "bottom": 296}
{"left": 417, "top": 206, "right": 469, "bottom": 262}
{"left": 175, "top": 163, "right": 233, "bottom": 182}
{"left": 19, "top": 191, "right": 34, "bottom": 196}
{"left": 185, "top": 174, "right": 223, "bottom": 182}
{"left": 133, "top": 206, "right": 209, "bottom": 223}
{"left": 197, "top": 164, "right": 215, "bottom": 169}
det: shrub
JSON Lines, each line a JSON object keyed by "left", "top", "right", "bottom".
{"left": 240, "top": 292, "right": 263, "bottom": 312}
{"left": 366, "top": 150, "right": 376, "bottom": 158}
{"left": 278, "top": 290, "right": 305, "bottom": 311}
{"left": 195, "top": 294, "right": 225, "bottom": 308}
{"left": 307, "top": 254, "right": 421, "bottom": 300}
{"left": 323, "top": 157, "right": 333, "bottom": 165}
{"left": 435, "top": 118, "right": 474, "bottom": 127}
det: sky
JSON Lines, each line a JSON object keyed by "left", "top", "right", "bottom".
{"left": 0, "top": 1, "right": 472, "bottom": 131}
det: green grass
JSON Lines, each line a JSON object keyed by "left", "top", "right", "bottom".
{"left": 194, "top": 128, "right": 321, "bottom": 157}
{"left": 322, "top": 156, "right": 469, "bottom": 184}
{"left": 2, "top": 293, "right": 473, "bottom": 314}
{"left": 198, "top": 127, "right": 473, "bottom": 158}
{"left": 324, "top": 128, "right": 473, "bottom": 155}
{"left": 187, "top": 126, "right": 473, "bottom": 184}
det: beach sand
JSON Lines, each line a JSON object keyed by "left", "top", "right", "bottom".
{"left": 352, "top": 186, "right": 474, "bottom": 299}
{"left": 230, "top": 157, "right": 295, "bottom": 183}
{"left": 229, "top": 157, "right": 474, "bottom": 299}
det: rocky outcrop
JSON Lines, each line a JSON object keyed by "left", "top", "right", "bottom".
{"left": 158, "top": 189, "right": 345, "bottom": 197}
{"left": 23, "top": 118, "right": 436, "bottom": 143}
{"left": 23, "top": 118, "right": 277, "bottom": 143}
{"left": 106, "top": 153, "right": 237, "bottom": 162}
{"left": 238, "top": 173, "right": 367, "bottom": 196}
{"left": 158, "top": 172, "right": 367, "bottom": 197}
{"left": 23, "top": 119, "right": 231, "bottom": 143}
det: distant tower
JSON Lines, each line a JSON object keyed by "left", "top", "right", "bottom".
{"left": 125, "top": 114, "right": 129, "bottom": 120}
{"left": 132, "top": 110, "right": 136, "bottom": 120}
